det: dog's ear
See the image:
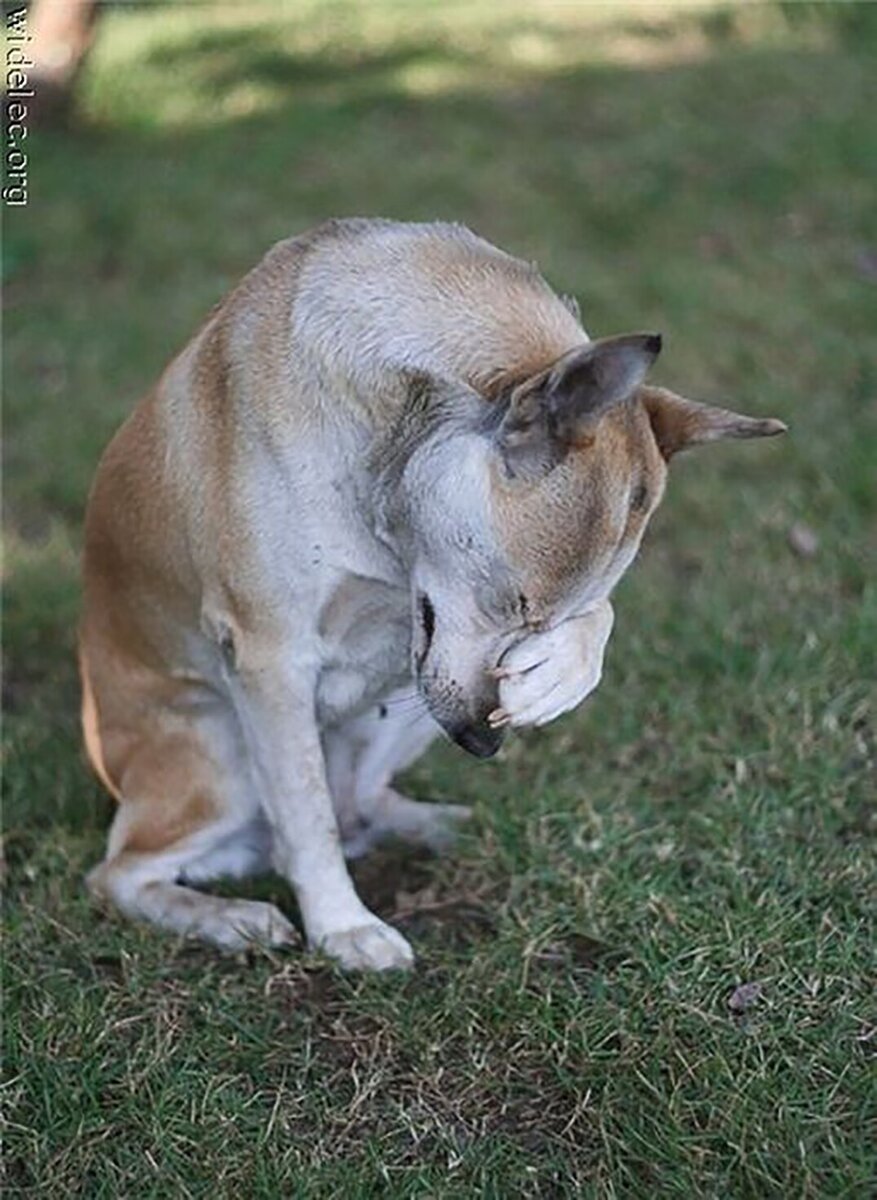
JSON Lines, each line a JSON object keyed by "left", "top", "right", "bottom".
{"left": 641, "top": 385, "right": 787, "bottom": 459}
{"left": 496, "top": 333, "right": 662, "bottom": 480}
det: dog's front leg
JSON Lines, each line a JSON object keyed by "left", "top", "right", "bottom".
{"left": 230, "top": 641, "right": 414, "bottom": 971}
{"left": 490, "top": 599, "right": 615, "bottom": 729}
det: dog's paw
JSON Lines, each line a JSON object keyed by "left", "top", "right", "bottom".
{"left": 404, "top": 799, "right": 472, "bottom": 853}
{"left": 491, "top": 601, "right": 614, "bottom": 729}
{"left": 205, "top": 899, "right": 298, "bottom": 952}
{"left": 340, "top": 798, "right": 471, "bottom": 860}
{"left": 316, "top": 919, "right": 415, "bottom": 971}
{"left": 372, "top": 790, "right": 472, "bottom": 853}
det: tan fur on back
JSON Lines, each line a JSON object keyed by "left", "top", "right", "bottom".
{"left": 290, "top": 220, "right": 586, "bottom": 416}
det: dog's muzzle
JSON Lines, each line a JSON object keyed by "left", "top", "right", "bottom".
{"left": 447, "top": 720, "right": 504, "bottom": 759}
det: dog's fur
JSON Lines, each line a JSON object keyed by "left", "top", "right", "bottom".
{"left": 80, "top": 219, "right": 785, "bottom": 968}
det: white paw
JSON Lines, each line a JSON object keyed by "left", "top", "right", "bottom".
{"left": 400, "top": 799, "right": 472, "bottom": 853}
{"left": 371, "top": 791, "right": 472, "bottom": 853}
{"left": 206, "top": 899, "right": 297, "bottom": 952}
{"left": 316, "top": 919, "right": 415, "bottom": 971}
{"left": 491, "top": 603, "right": 614, "bottom": 729}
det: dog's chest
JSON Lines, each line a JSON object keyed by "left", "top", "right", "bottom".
{"left": 315, "top": 575, "right": 411, "bottom": 725}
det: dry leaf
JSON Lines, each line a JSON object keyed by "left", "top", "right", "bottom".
{"left": 729, "top": 981, "right": 763, "bottom": 1013}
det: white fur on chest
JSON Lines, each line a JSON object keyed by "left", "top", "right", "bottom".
{"left": 315, "top": 574, "right": 412, "bottom": 726}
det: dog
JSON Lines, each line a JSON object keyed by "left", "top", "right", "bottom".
{"left": 80, "top": 218, "right": 785, "bottom": 969}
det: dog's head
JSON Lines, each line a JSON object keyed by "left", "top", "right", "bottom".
{"left": 395, "top": 333, "right": 785, "bottom": 756}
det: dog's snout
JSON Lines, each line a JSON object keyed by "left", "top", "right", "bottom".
{"left": 448, "top": 720, "right": 504, "bottom": 759}
{"left": 412, "top": 598, "right": 503, "bottom": 755}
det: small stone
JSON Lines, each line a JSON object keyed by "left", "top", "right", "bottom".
{"left": 788, "top": 522, "right": 819, "bottom": 558}
{"left": 855, "top": 248, "right": 877, "bottom": 283}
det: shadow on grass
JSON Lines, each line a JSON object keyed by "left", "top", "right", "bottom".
{"left": 145, "top": 23, "right": 483, "bottom": 92}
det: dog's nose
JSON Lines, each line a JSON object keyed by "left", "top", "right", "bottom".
{"left": 449, "top": 721, "right": 504, "bottom": 759}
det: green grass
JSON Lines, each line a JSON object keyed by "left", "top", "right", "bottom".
{"left": 3, "top": 1, "right": 875, "bottom": 1194}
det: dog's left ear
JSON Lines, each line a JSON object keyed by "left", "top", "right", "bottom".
{"left": 496, "top": 332, "right": 662, "bottom": 479}
{"left": 641, "top": 385, "right": 787, "bottom": 459}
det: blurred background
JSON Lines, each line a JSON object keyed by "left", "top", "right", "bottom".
{"left": 4, "top": 2, "right": 875, "bottom": 1194}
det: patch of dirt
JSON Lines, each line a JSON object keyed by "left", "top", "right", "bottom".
{"left": 352, "top": 845, "right": 499, "bottom": 951}
{"left": 350, "top": 845, "right": 436, "bottom": 914}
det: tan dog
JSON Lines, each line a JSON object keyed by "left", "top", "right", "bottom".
{"left": 80, "top": 219, "right": 784, "bottom": 969}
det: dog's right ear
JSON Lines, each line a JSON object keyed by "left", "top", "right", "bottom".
{"left": 495, "top": 333, "right": 662, "bottom": 480}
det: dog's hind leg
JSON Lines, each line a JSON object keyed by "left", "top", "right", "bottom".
{"left": 87, "top": 723, "right": 296, "bottom": 952}
{"left": 325, "top": 689, "right": 471, "bottom": 857}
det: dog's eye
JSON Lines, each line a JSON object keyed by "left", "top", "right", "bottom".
{"left": 630, "top": 484, "right": 649, "bottom": 511}
{"left": 515, "top": 592, "right": 544, "bottom": 630}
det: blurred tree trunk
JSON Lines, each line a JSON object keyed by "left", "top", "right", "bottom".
{"left": 27, "top": 0, "right": 100, "bottom": 125}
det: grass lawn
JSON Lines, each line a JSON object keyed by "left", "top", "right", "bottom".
{"left": 3, "top": 1, "right": 875, "bottom": 1194}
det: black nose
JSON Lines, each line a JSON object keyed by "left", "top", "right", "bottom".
{"left": 449, "top": 721, "right": 504, "bottom": 759}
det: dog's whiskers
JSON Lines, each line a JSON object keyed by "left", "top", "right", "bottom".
{"left": 380, "top": 693, "right": 428, "bottom": 717}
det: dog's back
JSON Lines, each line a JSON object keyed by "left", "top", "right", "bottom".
{"left": 285, "top": 218, "right": 586, "bottom": 409}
